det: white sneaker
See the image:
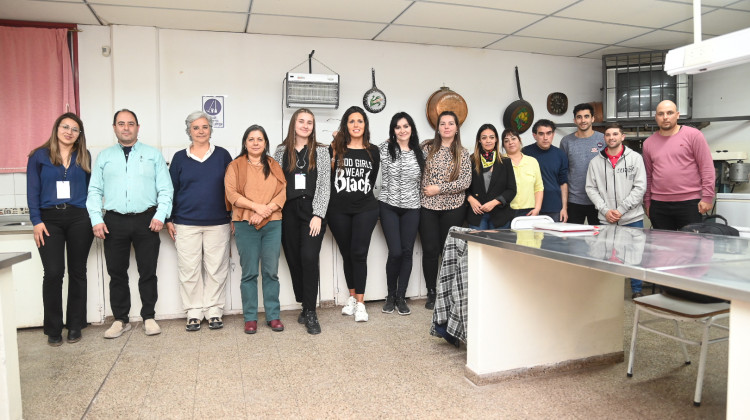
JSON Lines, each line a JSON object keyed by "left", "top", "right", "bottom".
{"left": 342, "top": 296, "right": 357, "bottom": 316}
{"left": 354, "top": 302, "right": 369, "bottom": 322}
{"left": 104, "top": 320, "right": 131, "bottom": 339}
{"left": 144, "top": 319, "right": 161, "bottom": 336}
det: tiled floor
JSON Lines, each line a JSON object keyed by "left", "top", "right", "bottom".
{"left": 18, "top": 288, "right": 728, "bottom": 419}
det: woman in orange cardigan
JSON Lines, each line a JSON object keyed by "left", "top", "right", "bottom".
{"left": 225, "top": 124, "right": 286, "bottom": 334}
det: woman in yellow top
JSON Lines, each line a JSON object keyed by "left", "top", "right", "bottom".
{"left": 225, "top": 124, "right": 286, "bottom": 334}
{"left": 501, "top": 128, "right": 543, "bottom": 218}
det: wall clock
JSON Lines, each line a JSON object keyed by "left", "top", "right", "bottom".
{"left": 547, "top": 92, "right": 568, "bottom": 115}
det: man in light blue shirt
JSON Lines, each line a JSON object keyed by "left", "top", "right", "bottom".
{"left": 87, "top": 109, "right": 173, "bottom": 339}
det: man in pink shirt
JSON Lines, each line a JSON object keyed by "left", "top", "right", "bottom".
{"left": 643, "top": 100, "right": 715, "bottom": 230}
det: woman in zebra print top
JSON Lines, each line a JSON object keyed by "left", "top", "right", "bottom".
{"left": 378, "top": 112, "right": 425, "bottom": 316}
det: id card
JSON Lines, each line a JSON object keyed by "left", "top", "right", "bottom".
{"left": 56, "top": 181, "right": 71, "bottom": 199}
{"left": 295, "top": 173, "right": 306, "bottom": 190}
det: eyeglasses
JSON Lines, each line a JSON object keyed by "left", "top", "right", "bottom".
{"left": 59, "top": 124, "right": 81, "bottom": 134}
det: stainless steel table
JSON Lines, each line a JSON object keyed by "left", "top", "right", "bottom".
{"left": 452, "top": 226, "right": 750, "bottom": 419}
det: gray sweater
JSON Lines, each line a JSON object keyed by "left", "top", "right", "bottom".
{"left": 585, "top": 146, "right": 646, "bottom": 226}
{"left": 560, "top": 131, "right": 604, "bottom": 205}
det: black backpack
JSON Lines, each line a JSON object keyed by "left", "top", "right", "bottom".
{"left": 680, "top": 215, "right": 740, "bottom": 236}
{"left": 661, "top": 215, "right": 738, "bottom": 303}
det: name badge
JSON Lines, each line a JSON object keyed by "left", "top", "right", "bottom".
{"left": 295, "top": 173, "right": 306, "bottom": 190}
{"left": 56, "top": 181, "right": 71, "bottom": 199}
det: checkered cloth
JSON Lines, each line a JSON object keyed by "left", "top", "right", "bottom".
{"left": 429, "top": 226, "right": 472, "bottom": 343}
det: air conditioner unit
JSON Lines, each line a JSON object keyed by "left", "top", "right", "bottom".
{"left": 285, "top": 72, "right": 339, "bottom": 109}
{"left": 665, "top": 27, "right": 750, "bottom": 76}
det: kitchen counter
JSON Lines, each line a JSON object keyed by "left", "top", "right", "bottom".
{"left": 453, "top": 226, "right": 750, "bottom": 419}
{"left": 0, "top": 251, "right": 31, "bottom": 420}
{"left": 0, "top": 215, "right": 33, "bottom": 234}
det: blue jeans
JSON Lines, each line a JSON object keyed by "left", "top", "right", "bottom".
{"left": 468, "top": 213, "right": 495, "bottom": 230}
{"left": 234, "top": 221, "right": 282, "bottom": 322}
{"left": 623, "top": 220, "right": 644, "bottom": 293}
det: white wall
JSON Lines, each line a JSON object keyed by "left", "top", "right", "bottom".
{"left": 72, "top": 25, "right": 608, "bottom": 309}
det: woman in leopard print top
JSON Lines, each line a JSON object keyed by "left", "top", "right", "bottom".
{"left": 419, "top": 111, "right": 471, "bottom": 309}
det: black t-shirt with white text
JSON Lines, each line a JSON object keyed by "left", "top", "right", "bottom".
{"left": 328, "top": 145, "right": 380, "bottom": 213}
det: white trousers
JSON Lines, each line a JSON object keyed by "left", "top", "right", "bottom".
{"left": 174, "top": 223, "right": 231, "bottom": 320}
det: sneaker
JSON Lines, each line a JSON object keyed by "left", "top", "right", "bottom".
{"left": 297, "top": 308, "right": 308, "bottom": 324}
{"left": 425, "top": 289, "right": 436, "bottom": 310}
{"left": 382, "top": 295, "right": 395, "bottom": 314}
{"left": 342, "top": 296, "right": 357, "bottom": 316}
{"left": 186, "top": 318, "right": 201, "bottom": 332}
{"left": 396, "top": 297, "right": 411, "bottom": 315}
{"left": 208, "top": 317, "right": 223, "bottom": 330}
{"left": 305, "top": 311, "right": 321, "bottom": 335}
{"left": 104, "top": 320, "right": 132, "bottom": 339}
{"left": 144, "top": 319, "right": 161, "bottom": 336}
{"left": 354, "top": 302, "right": 369, "bottom": 322}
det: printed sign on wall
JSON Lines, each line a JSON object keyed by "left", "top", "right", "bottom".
{"left": 202, "top": 96, "right": 225, "bottom": 128}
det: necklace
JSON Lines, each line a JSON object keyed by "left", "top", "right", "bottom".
{"left": 248, "top": 158, "right": 263, "bottom": 166}
{"left": 295, "top": 148, "right": 307, "bottom": 169}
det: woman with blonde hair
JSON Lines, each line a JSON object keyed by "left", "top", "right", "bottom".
{"left": 273, "top": 108, "right": 330, "bottom": 334}
{"left": 27, "top": 112, "right": 94, "bottom": 346}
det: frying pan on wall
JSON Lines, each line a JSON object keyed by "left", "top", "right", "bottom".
{"left": 502, "top": 66, "right": 534, "bottom": 133}
{"left": 363, "top": 68, "right": 386, "bottom": 113}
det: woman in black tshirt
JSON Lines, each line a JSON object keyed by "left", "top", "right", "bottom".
{"left": 328, "top": 106, "right": 380, "bottom": 323}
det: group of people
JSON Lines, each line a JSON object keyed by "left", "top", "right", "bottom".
{"left": 27, "top": 98, "right": 714, "bottom": 346}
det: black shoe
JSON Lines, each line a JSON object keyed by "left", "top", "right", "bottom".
{"left": 425, "top": 289, "right": 436, "bottom": 310}
{"left": 396, "top": 297, "right": 411, "bottom": 315}
{"left": 208, "top": 317, "right": 223, "bottom": 330}
{"left": 47, "top": 335, "right": 63, "bottom": 347}
{"left": 297, "top": 308, "right": 308, "bottom": 324}
{"left": 382, "top": 295, "right": 395, "bottom": 313}
{"left": 67, "top": 329, "right": 82, "bottom": 343}
{"left": 186, "top": 318, "right": 201, "bottom": 332}
{"left": 305, "top": 311, "right": 321, "bottom": 335}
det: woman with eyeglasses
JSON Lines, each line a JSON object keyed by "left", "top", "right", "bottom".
{"left": 27, "top": 113, "right": 94, "bottom": 346}
{"left": 501, "top": 128, "right": 543, "bottom": 218}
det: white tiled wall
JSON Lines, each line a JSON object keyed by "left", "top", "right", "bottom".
{"left": 0, "top": 173, "right": 27, "bottom": 209}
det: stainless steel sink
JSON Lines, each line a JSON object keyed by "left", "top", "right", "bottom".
{"left": 0, "top": 215, "right": 33, "bottom": 232}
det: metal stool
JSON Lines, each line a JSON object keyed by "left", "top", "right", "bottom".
{"left": 627, "top": 293, "right": 729, "bottom": 406}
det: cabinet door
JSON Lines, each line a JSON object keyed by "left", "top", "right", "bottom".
{"left": 0, "top": 234, "right": 104, "bottom": 328}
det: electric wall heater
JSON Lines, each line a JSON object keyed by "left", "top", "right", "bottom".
{"left": 285, "top": 72, "right": 340, "bottom": 109}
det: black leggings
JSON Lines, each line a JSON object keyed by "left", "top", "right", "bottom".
{"left": 379, "top": 202, "right": 420, "bottom": 298}
{"left": 327, "top": 207, "right": 379, "bottom": 294}
{"left": 419, "top": 206, "right": 466, "bottom": 291}
{"left": 281, "top": 196, "right": 326, "bottom": 311}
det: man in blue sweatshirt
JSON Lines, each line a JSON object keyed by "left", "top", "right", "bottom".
{"left": 522, "top": 119, "right": 569, "bottom": 222}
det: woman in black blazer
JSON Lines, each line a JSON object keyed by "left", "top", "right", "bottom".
{"left": 466, "top": 124, "right": 517, "bottom": 229}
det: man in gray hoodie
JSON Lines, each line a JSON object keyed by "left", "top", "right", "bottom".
{"left": 585, "top": 122, "right": 647, "bottom": 298}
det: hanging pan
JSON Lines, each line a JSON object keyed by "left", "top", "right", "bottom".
{"left": 502, "top": 66, "right": 534, "bottom": 133}
{"left": 363, "top": 68, "right": 386, "bottom": 113}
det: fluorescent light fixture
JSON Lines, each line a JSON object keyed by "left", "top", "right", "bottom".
{"left": 665, "top": 27, "right": 750, "bottom": 76}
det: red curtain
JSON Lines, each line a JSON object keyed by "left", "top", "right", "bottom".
{"left": 0, "top": 26, "right": 76, "bottom": 173}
